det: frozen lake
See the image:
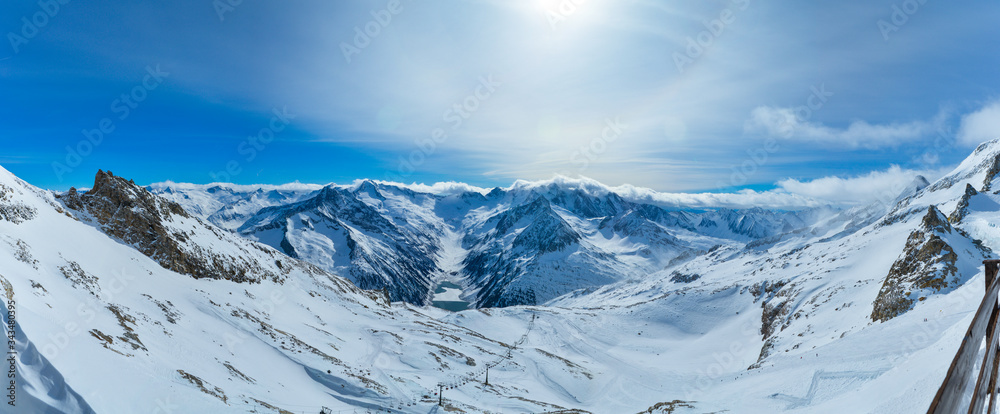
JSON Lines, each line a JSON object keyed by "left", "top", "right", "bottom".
{"left": 431, "top": 281, "right": 470, "bottom": 312}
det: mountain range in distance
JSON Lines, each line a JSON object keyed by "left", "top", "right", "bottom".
{"left": 5, "top": 139, "right": 1000, "bottom": 412}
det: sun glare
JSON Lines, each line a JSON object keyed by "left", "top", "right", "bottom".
{"left": 535, "top": 0, "right": 591, "bottom": 15}
{"left": 536, "top": 0, "right": 566, "bottom": 12}
{"left": 528, "top": 0, "right": 603, "bottom": 33}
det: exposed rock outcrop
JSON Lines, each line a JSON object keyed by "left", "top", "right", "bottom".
{"left": 948, "top": 184, "right": 978, "bottom": 224}
{"left": 982, "top": 153, "right": 1000, "bottom": 192}
{"left": 59, "top": 170, "right": 279, "bottom": 283}
{"left": 871, "top": 206, "right": 959, "bottom": 322}
{"left": 747, "top": 279, "right": 796, "bottom": 369}
{"left": 669, "top": 271, "right": 701, "bottom": 284}
{"left": 0, "top": 182, "right": 38, "bottom": 224}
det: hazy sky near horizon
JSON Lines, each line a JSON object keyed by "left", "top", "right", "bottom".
{"left": 2, "top": 0, "right": 999, "bottom": 205}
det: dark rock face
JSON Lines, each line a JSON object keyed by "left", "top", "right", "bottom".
{"left": 982, "top": 153, "right": 1000, "bottom": 192}
{"left": 669, "top": 272, "right": 700, "bottom": 283}
{"left": 59, "top": 170, "right": 278, "bottom": 283}
{"left": 871, "top": 206, "right": 959, "bottom": 322}
{"left": 746, "top": 280, "right": 796, "bottom": 370}
{"left": 948, "top": 184, "right": 979, "bottom": 224}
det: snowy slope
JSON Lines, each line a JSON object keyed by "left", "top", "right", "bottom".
{"left": 7, "top": 139, "right": 1000, "bottom": 413}
{"left": 0, "top": 168, "right": 607, "bottom": 413}
{"left": 541, "top": 139, "right": 1000, "bottom": 413}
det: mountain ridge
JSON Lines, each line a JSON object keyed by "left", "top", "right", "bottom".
{"left": 5, "top": 139, "right": 1000, "bottom": 412}
{"left": 153, "top": 176, "right": 830, "bottom": 307}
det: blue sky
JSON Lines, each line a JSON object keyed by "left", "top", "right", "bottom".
{"left": 2, "top": 0, "right": 999, "bottom": 204}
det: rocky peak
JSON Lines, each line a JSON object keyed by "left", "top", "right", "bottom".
{"left": 62, "top": 170, "right": 190, "bottom": 229}
{"left": 871, "top": 205, "right": 960, "bottom": 322}
{"left": 948, "top": 184, "right": 979, "bottom": 224}
{"left": 920, "top": 205, "right": 952, "bottom": 234}
{"left": 87, "top": 170, "right": 189, "bottom": 219}
{"left": 59, "top": 170, "right": 274, "bottom": 283}
{"left": 62, "top": 187, "right": 84, "bottom": 210}
{"left": 316, "top": 185, "right": 345, "bottom": 204}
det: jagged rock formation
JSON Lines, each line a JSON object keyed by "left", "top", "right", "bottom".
{"left": 747, "top": 279, "right": 796, "bottom": 369}
{"left": 871, "top": 206, "right": 959, "bottom": 322}
{"left": 949, "top": 184, "right": 979, "bottom": 224}
{"left": 59, "top": 170, "right": 284, "bottom": 283}
{"left": 981, "top": 152, "right": 1000, "bottom": 192}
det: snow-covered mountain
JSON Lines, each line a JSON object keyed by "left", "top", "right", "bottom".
{"left": 0, "top": 167, "right": 613, "bottom": 413}
{"left": 147, "top": 181, "right": 323, "bottom": 231}
{"left": 9, "top": 139, "right": 1000, "bottom": 413}
{"left": 236, "top": 183, "right": 444, "bottom": 304}
{"left": 151, "top": 177, "right": 828, "bottom": 308}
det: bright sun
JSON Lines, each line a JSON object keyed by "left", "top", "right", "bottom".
{"left": 536, "top": 0, "right": 563, "bottom": 11}
{"left": 531, "top": 0, "right": 598, "bottom": 27}
{"left": 535, "top": 0, "right": 590, "bottom": 13}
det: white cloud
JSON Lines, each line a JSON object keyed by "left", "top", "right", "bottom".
{"left": 370, "top": 180, "right": 492, "bottom": 196}
{"left": 746, "top": 106, "right": 941, "bottom": 149}
{"left": 503, "top": 175, "right": 830, "bottom": 210}
{"left": 957, "top": 100, "right": 1000, "bottom": 147}
{"left": 151, "top": 167, "right": 956, "bottom": 212}
{"left": 381, "top": 175, "right": 831, "bottom": 210}
{"left": 774, "top": 165, "right": 950, "bottom": 206}
{"left": 612, "top": 185, "right": 828, "bottom": 210}
{"left": 374, "top": 169, "right": 956, "bottom": 210}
